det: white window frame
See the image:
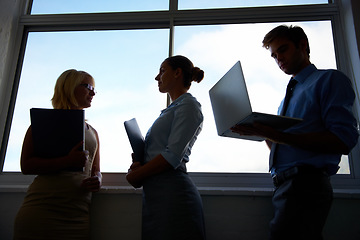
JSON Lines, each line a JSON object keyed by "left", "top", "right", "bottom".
{"left": 1, "top": 0, "right": 359, "bottom": 195}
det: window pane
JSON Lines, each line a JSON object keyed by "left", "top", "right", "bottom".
{"left": 31, "top": 0, "right": 169, "bottom": 14}
{"left": 3, "top": 29, "right": 169, "bottom": 172}
{"left": 174, "top": 21, "right": 350, "bottom": 174}
{"left": 179, "top": 0, "right": 329, "bottom": 10}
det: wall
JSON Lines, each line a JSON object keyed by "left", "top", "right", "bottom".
{"left": 88, "top": 191, "right": 275, "bottom": 240}
{"left": 0, "top": 0, "right": 25, "bottom": 156}
{"left": 350, "top": 0, "right": 360, "bottom": 56}
{"left": 1, "top": 190, "right": 360, "bottom": 240}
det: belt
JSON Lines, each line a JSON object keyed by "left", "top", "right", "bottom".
{"left": 272, "top": 166, "right": 328, "bottom": 188}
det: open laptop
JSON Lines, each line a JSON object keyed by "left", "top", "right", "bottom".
{"left": 209, "top": 61, "right": 302, "bottom": 141}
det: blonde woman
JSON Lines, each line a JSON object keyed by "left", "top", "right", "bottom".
{"left": 14, "top": 69, "right": 101, "bottom": 240}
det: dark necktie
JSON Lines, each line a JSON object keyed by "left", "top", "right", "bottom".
{"left": 280, "top": 78, "right": 298, "bottom": 116}
{"left": 269, "top": 78, "right": 298, "bottom": 171}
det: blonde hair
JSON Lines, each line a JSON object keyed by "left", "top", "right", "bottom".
{"left": 51, "top": 69, "right": 94, "bottom": 109}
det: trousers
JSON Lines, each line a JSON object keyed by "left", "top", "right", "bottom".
{"left": 269, "top": 167, "right": 333, "bottom": 240}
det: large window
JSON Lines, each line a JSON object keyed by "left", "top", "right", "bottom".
{"left": 4, "top": 20, "right": 348, "bottom": 173}
{"left": 1, "top": 0, "right": 359, "bottom": 188}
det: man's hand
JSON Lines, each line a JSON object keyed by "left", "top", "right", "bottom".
{"left": 232, "top": 123, "right": 350, "bottom": 154}
{"left": 231, "top": 123, "right": 280, "bottom": 141}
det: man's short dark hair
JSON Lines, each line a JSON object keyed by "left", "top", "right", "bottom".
{"left": 262, "top": 25, "right": 310, "bottom": 57}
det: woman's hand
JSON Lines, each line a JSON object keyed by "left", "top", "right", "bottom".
{"left": 81, "top": 172, "right": 102, "bottom": 192}
{"left": 67, "top": 141, "right": 89, "bottom": 170}
{"left": 126, "top": 153, "right": 173, "bottom": 189}
{"left": 20, "top": 128, "right": 90, "bottom": 174}
{"left": 126, "top": 155, "right": 143, "bottom": 188}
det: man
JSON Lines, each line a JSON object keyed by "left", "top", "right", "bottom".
{"left": 231, "top": 25, "right": 358, "bottom": 240}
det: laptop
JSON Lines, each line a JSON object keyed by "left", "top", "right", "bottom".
{"left": 209, "top": 61, "right": 302, "bottom": 141}
{"left": 30, "top": 108, "right": 84, "bottom": 171}
{"left": 124, "top": 118, "right": 145, "bottom": 163}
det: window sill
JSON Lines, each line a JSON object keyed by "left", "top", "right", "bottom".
{"left": 1, "top": 172, "right": 359, "bottom": 198}
{"left": 1, "top": 184, "right": 360, "bottom": 199}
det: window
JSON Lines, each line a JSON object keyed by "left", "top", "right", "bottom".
{"left": 31, "top": 0, "right": 169, "bottom": 14}
{"left": 5, "top": 20, "right": 349, "bottom": 173}
{"left": 178, "top": 0, "right": 329, "bottom": 10}
{"left": 173, "top": 21, "right": 350, "bottom": 174}
{"left": 4, "top": 29, "right": 169, "bottom": 172}
{"left": 1, "top": 0, "right": 359, "bottom": 189}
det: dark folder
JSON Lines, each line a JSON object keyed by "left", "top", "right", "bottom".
{"left": 30, "top": 108, "right": 85, "bottom": 171}
{"left": 124, "top": 118, "right": 145, "bottom": 163}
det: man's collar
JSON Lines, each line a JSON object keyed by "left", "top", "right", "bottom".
{"left": 292, "top": 64, "right": 316, "bottom": 83}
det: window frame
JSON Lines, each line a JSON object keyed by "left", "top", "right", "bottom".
{"left": 1, "top": 0, "right": 360, "bottom": 192}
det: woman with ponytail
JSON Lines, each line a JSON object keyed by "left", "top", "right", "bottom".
{"left": 126, "top": 55, "right": 206, "bottom": 240}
